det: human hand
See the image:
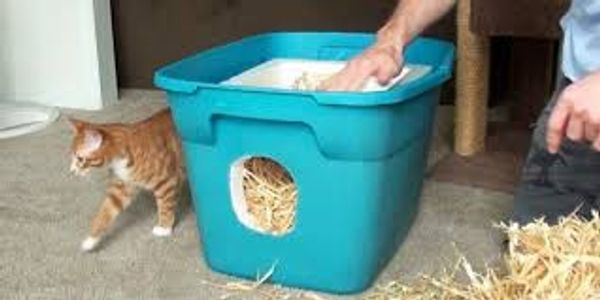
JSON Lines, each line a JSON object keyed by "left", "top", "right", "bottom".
{"left": 547, "top": 71, "right": 600, "bottom": 153}
{"left": 319, "top": 26, "right": 405, "bottom": 92}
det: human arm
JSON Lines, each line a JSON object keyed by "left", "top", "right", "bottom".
{"left": 547, "top": 71, "right": 600, "bottom": 153}
{"left": 319, "top": 0, "right": 456, "bottom": 91}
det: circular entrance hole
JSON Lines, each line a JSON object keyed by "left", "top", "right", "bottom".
{"left": 230, "top": 156, "right": 298, "bottom": 236}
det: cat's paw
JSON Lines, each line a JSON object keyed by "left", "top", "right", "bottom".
{"left": 81, "top": 236, "right": 100, "bottom": 252}
{"left": 152, "top": 226, "right": 173, "bottom": 237}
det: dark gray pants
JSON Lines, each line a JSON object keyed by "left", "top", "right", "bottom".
{"left": 511, "top": 76, "right": 600, "bottom": 224}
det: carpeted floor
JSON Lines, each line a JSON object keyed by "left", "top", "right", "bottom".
{"left": 431, "top": 121, "right": 532, "bottom": 193}
{"left": 0, "top": 90, "right": 513, "bottom": 299}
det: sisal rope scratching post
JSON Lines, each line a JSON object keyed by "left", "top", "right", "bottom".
{"left": 455, "top": 0, "right": 490, "bottom": 156}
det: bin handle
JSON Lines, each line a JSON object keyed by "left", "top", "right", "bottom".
{"left": 202, "top": 88, "right": 318, "bottom": 123}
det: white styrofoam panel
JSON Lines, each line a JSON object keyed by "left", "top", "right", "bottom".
{"left": 221, "top": 58, "right": 422, "bottom": 92}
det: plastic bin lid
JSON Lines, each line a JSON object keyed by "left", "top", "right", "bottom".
{"left": 154, "top": 32, "right": 455, "bottom": 107}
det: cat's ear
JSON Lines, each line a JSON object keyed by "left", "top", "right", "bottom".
{"left": 81, "top": 129, "right": 103, "bottom": 153}
{"left": 67, "top": 118, "right": 86, "bottom": 133}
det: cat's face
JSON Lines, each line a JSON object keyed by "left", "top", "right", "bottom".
{"left": 68, "top": 119, "right": 108, "bottom": 176}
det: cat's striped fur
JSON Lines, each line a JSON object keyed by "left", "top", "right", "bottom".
{"left": 68, "top": 108, "right": 184, "bottom": 251}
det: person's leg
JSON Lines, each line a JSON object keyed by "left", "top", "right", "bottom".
{"left": 511, "top": 76, "right": 600, "bottom": 225}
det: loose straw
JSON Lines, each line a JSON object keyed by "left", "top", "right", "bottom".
{"left": 292, "top": 72, "right": 332, "bottom": 91}
{"left": 206, "top": 212, "right": 600, "bottom": 299}
{"left": 366, "top": 212, "right": 600, "bottom": 300}
{"left": 232, "top": 132, "right": 600, "bottom": 299}
{"left": 242, "top": 157, "right": 298, "bottom": 235}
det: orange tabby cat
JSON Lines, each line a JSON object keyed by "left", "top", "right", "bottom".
{"left": 68, "top": 108, "right": 184, "bottom": 252}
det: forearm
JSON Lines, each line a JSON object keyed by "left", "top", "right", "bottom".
{"left": 319, "top": 0, "right": 456, "bottom": 91}
{"left": 378, "top": 0, "right": 456, "bottom": 48}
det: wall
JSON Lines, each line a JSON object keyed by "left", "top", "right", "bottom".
{"left": 0, "top": 0, "right": 117, "bottom": 110}
{"left": 111, "top": 0, "right": 456, "bottom": 89}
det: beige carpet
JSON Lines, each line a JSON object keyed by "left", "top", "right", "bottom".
{"left": 0, "top": 90, "right": 511, "bottom": 299}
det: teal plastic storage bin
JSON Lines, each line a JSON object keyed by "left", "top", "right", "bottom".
{"left": 154, "top": 32, "right": 454, "bottom": 294}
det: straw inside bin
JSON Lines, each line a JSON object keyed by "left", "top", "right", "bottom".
{"left": 292, "top": 72, "right": 333, "bottom": 91}
{"left": 226, "top": 72, "right": 322, "bottom": 235}
{"left": 238, "top": 157, "right": 298, "bottom": 235}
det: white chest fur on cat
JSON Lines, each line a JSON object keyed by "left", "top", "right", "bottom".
{"left": 111, "top": 158, "right": 130, "bottom": 181}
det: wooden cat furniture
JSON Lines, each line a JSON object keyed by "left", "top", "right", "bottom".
{"left": 454, "top": 0, "right": 568, "bottom": 156}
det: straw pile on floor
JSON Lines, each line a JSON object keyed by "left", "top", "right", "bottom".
{"left": 242, "top": 157, "right": 298, "bottom": 235}
{"left": 205, "top": 213, "right": 599, "bottom": 299}
{"left": 231, "top": 156, "right": 600, "bottom": 299}
{"left": 201, "top": 263, "right": 328, "bottom": 300}
{"left": 366, "top": 212, "right": 600, "bottom": 300}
